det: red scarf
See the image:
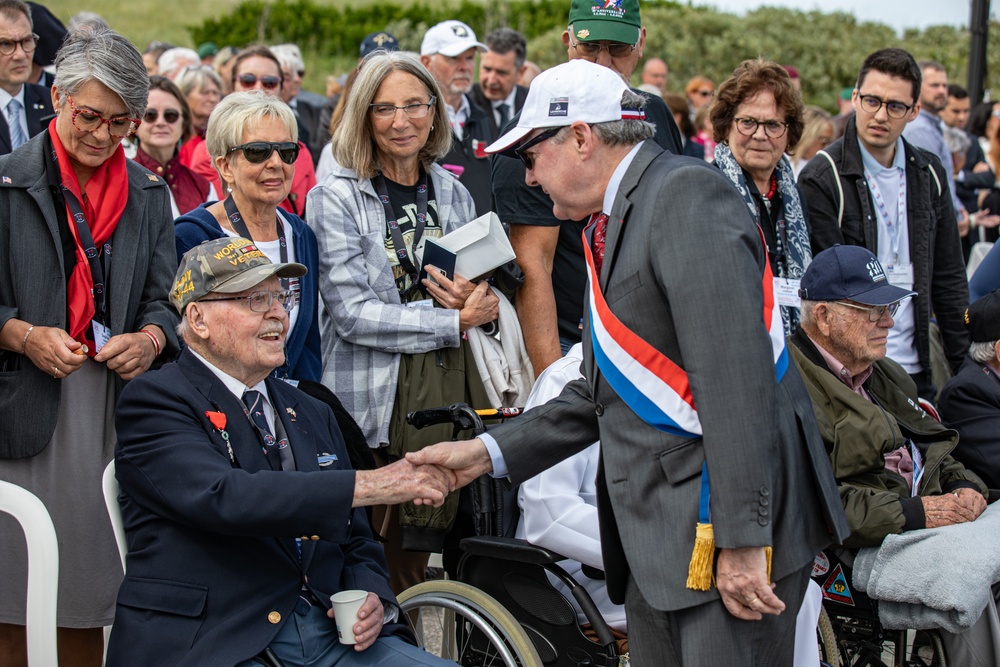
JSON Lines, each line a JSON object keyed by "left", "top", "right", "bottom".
{"left": 48, "top": 118, "right": 129, "bottom": 351}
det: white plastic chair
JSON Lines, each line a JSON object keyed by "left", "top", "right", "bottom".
{"left": 102, "top": 460, "right": 127, "bottom": 658}
{"left": 0, "top": 480, "right": 59, "bottom": 666}
{"left": 967, "top": 241, "right": 994, "bottom": 279}
{"left": 102, "top": 461, "right": 126, "bottom": 572}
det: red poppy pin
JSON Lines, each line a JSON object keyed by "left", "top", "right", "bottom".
{"left": 206, "top": 411, "right": 227, "bottom": 431}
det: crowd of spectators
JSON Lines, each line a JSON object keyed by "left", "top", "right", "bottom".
{"left": 4, "top": 0, "right": 1000, "bottom": 665}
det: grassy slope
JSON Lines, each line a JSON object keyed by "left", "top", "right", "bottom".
{"left": 39, "top": 0, "right": 245, "bottom": 52}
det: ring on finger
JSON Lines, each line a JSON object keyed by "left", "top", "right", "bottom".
{"left": 747, "top": 596, "right": 758, "bottom": 605}
{"left": 51, "top": 365, "right": 60, "bottom": 377}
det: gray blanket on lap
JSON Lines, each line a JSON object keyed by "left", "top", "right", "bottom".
{"left": 852, "top": 502, "right": 1000, "bottom": 633}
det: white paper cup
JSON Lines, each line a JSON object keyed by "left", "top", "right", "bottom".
{"left": 330, "top": 590, "right": 368, "bottom": 645}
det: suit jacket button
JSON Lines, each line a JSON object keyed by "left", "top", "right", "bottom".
{"left": 757, "top": 516, "right": 769, "bottom": 526}
{"left": 268, "top": 611, "right": 281, "bottom": 624}
{"left": 759, "top": 486, "right": 769, "bottom": 497}
{"left": 758, "top": 507, "right": 769, "bottom": 517}
{"left": 595, "top": 404, "right": 604, "bottom": 416}
{"left": 759, "top": 497, "right": 769, "bottom": 507}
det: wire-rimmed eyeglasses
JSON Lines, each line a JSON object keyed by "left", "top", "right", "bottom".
{"left": 833, "top": 300, "right": 900, "bottom": 322}
{"left": 199, "top": 289, "right": 297, "bottom": 313}
{"left": 369, "top": 96, "right": 436, "bottom": 119}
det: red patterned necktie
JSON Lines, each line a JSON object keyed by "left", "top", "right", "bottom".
{"left": 591, "top": 212, "right": 610, "bottom": 276}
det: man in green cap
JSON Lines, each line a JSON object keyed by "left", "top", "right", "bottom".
{"left": 495, "top": 0, "right": 684, "bottom": 379}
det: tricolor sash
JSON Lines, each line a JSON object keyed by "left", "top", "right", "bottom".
{"left": 582, "top": 215, "right": 787, "bottom": 439}
{"left": 582, "top": 214, "right": 785, "bottom": 591}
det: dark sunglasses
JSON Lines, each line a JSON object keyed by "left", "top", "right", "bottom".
{"left": 228, "top": 141, "right": 300, "bottom": 164}
{"left": 236, "top": 73, "right": 282, "bottom": 90}
{"left": 143, "top": 108, "right": 181, "bottom": 124}
{"left": 514, "top": 127, "right": 562, "bottom": 170}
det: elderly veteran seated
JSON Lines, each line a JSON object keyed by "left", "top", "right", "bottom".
{"left": 939, "top": 290, "right": 1000, "bottom": 491}
{"left": 790, "top": 244, "right": 996, "bottom": 666}
{"left": 106, "top": 237, "right": 458, "bottom": 667}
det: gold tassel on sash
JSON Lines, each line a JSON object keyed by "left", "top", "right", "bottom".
{"left": 685, "top": 523, "right": 775, "bottom": 592}
{"left": 685, "top": 522, "right": 715, "bottom": 591}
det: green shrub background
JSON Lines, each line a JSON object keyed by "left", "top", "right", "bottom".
{"left": 40, "top": 0, "right": 1000, "bottom": 112}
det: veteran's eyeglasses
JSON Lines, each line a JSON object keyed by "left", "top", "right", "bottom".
{"left": 200, "top": 289, "right": 297, "bottom": 313}
{"left": 833, "top": 300, "right": 900, "bottom": 322}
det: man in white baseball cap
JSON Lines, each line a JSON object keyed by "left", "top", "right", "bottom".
{"left": 411, "top": 58, "right": 849, "bottom": 666}
{"left": 420, "top": 20, "right": 493, "bottom": 214}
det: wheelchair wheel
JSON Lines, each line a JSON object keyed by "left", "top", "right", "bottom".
{"left": 398, "top": 580, "right": 543, "bottom": 667}
{"left": 817, "top": 606, "right": 841, "bottom": 667}
{"left": 820, "top": 624, "right": 947, "bottom": 667}
{"left": 882, "top": 629, "right": 947, "bottom": 667}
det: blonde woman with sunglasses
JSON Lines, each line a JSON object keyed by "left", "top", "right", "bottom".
{"left": 174, "top": 90, "right": 323, "bottom": 383}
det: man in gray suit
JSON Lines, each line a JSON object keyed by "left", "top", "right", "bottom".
{"left": 411, "top": 60, "right": 848, "bottom": 665}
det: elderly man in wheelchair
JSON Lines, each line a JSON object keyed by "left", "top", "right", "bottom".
{"left": 789, "top": 245, "right": 998, "bottom": 666}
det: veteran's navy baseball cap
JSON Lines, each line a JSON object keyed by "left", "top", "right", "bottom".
{"left": 799, "top": 245, "right": 915, "bottom": 306}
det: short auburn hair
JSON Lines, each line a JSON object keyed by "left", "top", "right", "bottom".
{"left": 710, "top": 58, "right": 805, "bottom": 150}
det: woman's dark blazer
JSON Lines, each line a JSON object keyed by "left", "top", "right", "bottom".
{"left": 0, "top": 130, "right": 179, "bottom": 458}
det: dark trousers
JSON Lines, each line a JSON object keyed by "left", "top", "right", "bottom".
{"left": 624, "top": 565, "right": 811, "bottom": 666}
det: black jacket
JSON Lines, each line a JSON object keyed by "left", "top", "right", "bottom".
{"left": 469, "top": 83, "right": 528, "bottom": 141}
{"left": 438, "top": 95, "right": 494, "bottom": 215}
{"left": 798, "top": 120, "right": 969, "bottom": 374}
{"left": 939, "top": 355, "right": 1000, "bottom": 490}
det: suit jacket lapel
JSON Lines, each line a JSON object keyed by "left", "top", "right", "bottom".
{"left": 600, "top": 141, "right": 663, "bottom": 290}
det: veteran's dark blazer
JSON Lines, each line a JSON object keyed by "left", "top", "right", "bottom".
{"left": 0, "top": 130, "right": 177, "bottom": 458}
{"left": 107, "top": 350, "right": 409, "bottom": 666}
{"left": 488, "top": 141, "right": 849, "bottom": 613}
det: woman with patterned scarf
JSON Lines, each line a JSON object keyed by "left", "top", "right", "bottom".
{"left": 711, "top": 59, "right": 811, "bottom": 334}
{"left": 0, "top": 26, "right": 177, "bottom": 664}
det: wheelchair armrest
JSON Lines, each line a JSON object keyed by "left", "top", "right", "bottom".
{"left": 460, "top": 536, "right": 568, "bottom": 566}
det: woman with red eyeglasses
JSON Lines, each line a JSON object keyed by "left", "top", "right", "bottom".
{"left": 0, "top": 26, "right": 177, "bottom": 665}
{"left": 132, "top": 76, "right": 217, "bottom": 217}
{"left": 186, "top": 45, "right": 316, "bottom": 219}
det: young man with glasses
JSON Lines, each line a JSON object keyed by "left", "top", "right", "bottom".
{"left": 0, "top": 0, "right": 52, "bottom": 155}
{"left": 799, "top": 47, "right": 970, "bottom": 401}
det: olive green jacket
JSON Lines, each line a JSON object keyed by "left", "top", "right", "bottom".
{"left": 789, "top": 329, "right": 985, "bottom": 548}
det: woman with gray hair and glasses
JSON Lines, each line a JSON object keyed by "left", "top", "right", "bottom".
{"left": 0, "top": 26, "right": 177, "bottom": 664}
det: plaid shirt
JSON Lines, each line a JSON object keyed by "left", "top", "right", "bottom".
{"left": 307, "top": 161, "right": 477, "bottom": 446}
